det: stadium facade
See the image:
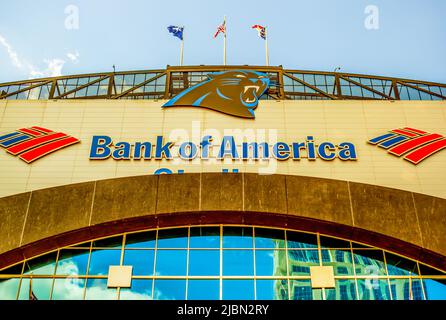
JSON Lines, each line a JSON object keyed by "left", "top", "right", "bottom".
{"left": 0, "top": 65, "right": 445, "bottom": 300}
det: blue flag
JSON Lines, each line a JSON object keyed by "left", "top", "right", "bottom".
{"left": 167, "top": 25, "right": 184, "bottom": 40}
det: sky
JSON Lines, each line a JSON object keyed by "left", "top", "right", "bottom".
{"left": 0, "top": 0, "right": 445, "bottom": 84}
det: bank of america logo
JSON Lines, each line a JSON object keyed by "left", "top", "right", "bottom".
{"left": 368, "top": 127, "right": 446, "bottom": 165}
{"left": 0, "top": 126, "right": 80, "bottom": 163}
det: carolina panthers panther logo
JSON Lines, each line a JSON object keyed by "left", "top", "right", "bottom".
{"left": 163, "top": 70, "right": 270, "bottom": 118}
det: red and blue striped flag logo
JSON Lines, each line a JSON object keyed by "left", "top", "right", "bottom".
{"left": 0, "top": 126, "right": 80, "bottom": 163}
{"left": 368, "top": 127, "right": 446, "bottom": 164}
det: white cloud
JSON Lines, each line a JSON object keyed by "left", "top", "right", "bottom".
{"left": 0, "top": 34, "right": 22, "bottom": 68}
{"left": 0, "top": 33, "right": 77, "bottom": 80}
{"left": 66, "top": 50, "right": 80, "bottom": 63}
{"left": 44, "top": 58, "right": 65, "bottom": 77}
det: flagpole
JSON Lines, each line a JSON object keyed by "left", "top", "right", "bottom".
{"left": 223, "top": 15, "right": 227, "bottom": 66}
{"left": 265, "top": 26, "right": 269, "bottom": 67}
{"left": 180, "top": 26, "right": 184, "bottom": 66}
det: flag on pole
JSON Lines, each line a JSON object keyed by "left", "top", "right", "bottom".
{"left": 214, "top": 20, "right": 226, "bottom": 38}
{"left": 167, "top": 25, "right": 184, "bottom": 40}
{"left": 252, "top": 25, "right": 266, "bottom": 39}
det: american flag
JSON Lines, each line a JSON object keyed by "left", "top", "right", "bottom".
{"left": 252, "top": 24, "right": 267, "bottom": 40}
{"left": 214, "top": 20, "right": 226, "bottom": 38}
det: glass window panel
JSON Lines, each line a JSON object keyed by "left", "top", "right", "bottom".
{"left": 69, "top": 241, "right": 91, "bottom": 248}
{"left": 157, "top": 228, "right": 188, "bottom": 248}
{"left": 255, "top": 250, "right": 287, "bottom": 276}
{"left": 154, "top": 280, "right": 186, "bottom": 300}
{"left": 315, "top": 75, "right": 326, "bottom": 85}
{"left": 254, "top": 228, "right": 285, "bottom": 248}
{"left": 125, "top": 231, "right": 156, "bottom": 248}
{"left": 85, "top": 278, "right": 117, "bottom": 300}
{"left": 419, "top": 264, "right": 446, "bottom": 276}
{"left": 190, "top": 227, "right": 220, "bottom": 248}
{"left": 134, "top": 74, "right": 146, "bottom": 84}
{"left": 325, "top": 279, "right": 357, "bottom": 300}
{"left": 288, "top": 250, "right": 319, "bottom": 276}
{"left": 24, "top": 252, "right": 57, "bottom": 275}
{"left": 93, "top": 236, "right": 123, "bottom": 248}
{"left": 411, "top": 279, "right": 424, "bottom": 300}
{"left": 52, "top": 278, "right": 85, "bottom": 300}
{"left": 74, "top": 87, "right": 87, "bottom": 97}
{"left": 123, "top": 250, "right": 154, "bottom": 276}
{"left": 357, "top": 279, "right": 390, "bottom": 300}
{"left": 222, "top": 280, "right": 254, "bottom": 300}
{"left": 385, "top": 253, "right": 418, "bottom": 275}
{"left": 286, "top": 231, "right": 317, "bottom": 249}
{"left": 290, "top": 279, "right": 322, "bottom": 300}
{"left": 56, "top": 249, "right": 89, "bottom": 276}
{"left": 18, "top": 278, "right": 53, "bottom": 300}
{"left": 321, "top": 249, "right": 354, "bottom": 275}
{"left": 155, "top": 250, "right": 187, "bottom": 276}
{"left": 353, "top": 250, "right": 387, "bottom": 276}
{"left": 389, "top": 278, "right": 411, "bottom": 300}
{"left": 66, "top": 78, "right": 78, "bottom": 86}
{"left": 320, "top": 236, "right": 350, "bottom": 249}
{"left": 223, "top": 227, "right": 253, "bottom": 248}
{"left": 223, "top": 250, "right": 254, "bottom": 276}
{"left": 120, "top": 279, "right": 152, "bottom": 300}
{"left": 88, "top": 249, "right": 121, "bottom": 275}
{"left": 189, "top": 250, "right": 219, "bottom": 276}
{"left": 0, "top": 278, "right": 20, "bottom": 299}
{"left": 188, "top": 280, "right": 219, "bottom": 300}
{"left": 256, "top": 279, "right": 288, "bottom": 300}
{"left": 0, "top": 262, "right": 23, "bottom": 275}
{"left": 351, "top": 86, "right": 363, "bottom": 97}
{"left": 422, "top": 279, "right": 446, "bottom": 300}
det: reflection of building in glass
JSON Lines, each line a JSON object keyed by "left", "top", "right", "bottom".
{"left": 0, "top": 226, "right": 445, "bottom": 300}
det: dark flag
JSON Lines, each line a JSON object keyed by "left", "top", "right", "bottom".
{"left": 167, "top": 25, "right": 184, "bottom": 40}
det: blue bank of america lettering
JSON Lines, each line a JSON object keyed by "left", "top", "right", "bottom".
{"left": 89, "top": 135, "right": 357, "bottom": 161}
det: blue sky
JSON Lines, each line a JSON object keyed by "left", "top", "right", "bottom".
{"left": 0, "top": 0, "right": 445, "bottom": 83}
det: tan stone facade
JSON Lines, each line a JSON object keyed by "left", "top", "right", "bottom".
{"left": 0, "top": 173, "right": 445, "bottom": 270}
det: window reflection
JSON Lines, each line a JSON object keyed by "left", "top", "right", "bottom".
{"left": 189, "top": 250, "right": 219, "bottom": 276}
{"left": 290, "top": 279, "right": 322, "bottom": 300}
{"left": 223, "top": 227, "right": 253, "bottom": 248}
{"left": 157, "top": 228, "right": 188, "bottom": 248}
{"left": 156, "top": 250, "right": 187, "bottom": 276}
{"left": 188, "top": 280, "right": 219, "bottom": 300}
{"left": 125, "top": 231, "right": 156, "bottom": 248}
{"left": 123, "top": 250, "right": 154, "bottom": 276}
{"left": 256, "top": 279, "right": 288, "bottom": 300}
{"left": 255, "top": 250, "right": 286, "bottom": 277}
{"left": 0, "top": 278, "right": 20, "bottom": 300}
{"left": 422, "top": 279, "right": 446, "bottom": 300}
{"left": 56, "top": 249, "right": 89, "bottom": 276}
{"left": 357, "top": 279, "right": 390, "bottom": 300}
{"left": 88, "top": 249, "right": 121, "bottom": 275}
{"left": 18, "top": 278, "right": 53, "bottom": 300}
{"left": 85, "top": 278, "right": 117, "bottom": 300}
{"left": 154, "top": 280, "right": 186, "bottom": 300}
{"left": 1, "top": 226, "right": 445, "bottom": 301}
{"left": 52, "top": 278, "right": 85, "bottom": 300}
{"left": 223, "top": 250, "right": 254, "bottom": 276}
{"left": 190, "top": 227, "right": 219, "bottom": 248}
{"left": 223, "top": 280, "right": 254, "bottom": 300}
{"left": 120, "top": 279, "right": 152, "bottom": 300}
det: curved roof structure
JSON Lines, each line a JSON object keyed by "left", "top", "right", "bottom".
{"left": 0, "top": 65, "right": 445, "bottom": 101}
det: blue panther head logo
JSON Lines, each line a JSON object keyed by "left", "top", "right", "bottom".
{"left": 163, "top": 70, "right": 270, "bottom": 118}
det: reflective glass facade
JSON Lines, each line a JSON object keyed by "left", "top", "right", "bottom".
{"left": 0, "top": 226, "right": 445, "bottom": 300}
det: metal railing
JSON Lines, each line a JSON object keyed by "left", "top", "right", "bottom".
{"left": 1, "top": 65, "right": 445, "bottom": 101}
